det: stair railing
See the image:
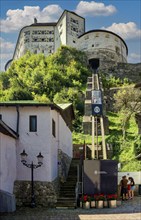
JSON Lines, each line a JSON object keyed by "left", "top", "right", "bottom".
{"left": 75, "top": 164, "right": 83, "bottom": 207}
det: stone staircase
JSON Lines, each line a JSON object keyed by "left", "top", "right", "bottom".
{"left": 56, "top": 159, "right": 80, "bottom": 209}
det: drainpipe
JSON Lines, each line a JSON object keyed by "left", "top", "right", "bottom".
{"left": 16, "top": 105, "right": 19, "bottom": 137}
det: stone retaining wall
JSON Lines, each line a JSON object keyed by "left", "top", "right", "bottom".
{"left": 58, "top": 149, "right": 72, "bottom": 183}
{"left": 14, "top": 178, "right": 59, "bottom": 207}
{"left": 99, "top": 62, "right": 141, "bottom": 113}
{"left": 99, "top": 62, "right": 141, "bottom": 83}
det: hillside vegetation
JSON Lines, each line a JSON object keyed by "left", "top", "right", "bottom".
{"left": 0, "top": 45, "right": 141, "bottom": 171}
{"left": 106, "top": 112, "right": 141, "bottom": 171}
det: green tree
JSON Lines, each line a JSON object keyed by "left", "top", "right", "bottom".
{"left": 114, "top": 87, "right": 141, "bottom": 139}
{"left": 0, "top": 46, "right": 90, "bottom": 132}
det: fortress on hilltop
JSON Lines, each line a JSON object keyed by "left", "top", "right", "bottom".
{"left": 5, "top": 10, "right": 128, "bottom": 70}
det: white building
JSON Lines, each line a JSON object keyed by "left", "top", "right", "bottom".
{"left": 5, "top": 10, "right": 128, "bottom": 70}
{"left": 0, "top": 101, "right": 74, "bottom": 207}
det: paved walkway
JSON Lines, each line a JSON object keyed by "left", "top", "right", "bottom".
{"left": 0, "top": 196, "right": 141, "bottom": 220}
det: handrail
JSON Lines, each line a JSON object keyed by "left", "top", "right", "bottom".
{"left": 75, "top": 163, "right": 83, "bottom": 207}
{"left": 75, "top": 181, "right": 83, "bottom": 206}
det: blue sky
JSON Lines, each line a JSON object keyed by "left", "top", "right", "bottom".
{"left": 0, "top": 0, "right": 141, "bottom": 71}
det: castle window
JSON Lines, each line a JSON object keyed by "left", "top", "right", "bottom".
{"left": 115, "top": 46, "right": 120, "bottom": 55}
{"left": 92, "top": 44, "right": 94, "bottom": 47}
{"left": 29, "top": 115, "right": 37, "bottom": 132}
{"left": 24, "top": 38, "right": 30, "bottom": 43}
{"left": 59, "top": 31, "right": 62, "bottom": 36}
{"left": 71, "top": 26, "right": 78, "bottom": 32}
{"left": 71, "top": 18, "right": 78, "bottom": 24}
{"left": 73, "top": 40, "right": 76, "bottom": 43}
{"left": 95, "top": 33, "right": 99, "bottom": 37}
{"left": 48, "top": 38, "right": 54, "bottom": 42}
{"left": 24, "top": 31, "right": 30, "bottom": 36}
{"left": 32, "top": 38, "right": 38, "bottom": 42}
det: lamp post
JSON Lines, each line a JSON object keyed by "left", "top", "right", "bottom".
{"left": 20, "top": 150, "right": 44, "bottom": 208}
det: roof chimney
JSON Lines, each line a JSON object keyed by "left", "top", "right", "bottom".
{"left": 34, "top": 17, "right": 37, "bottom": 24}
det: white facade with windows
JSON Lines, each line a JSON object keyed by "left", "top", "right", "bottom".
{"left": 0, "top": 102, "right": 74, "bottom": 194}
{"left": 9, "top": 10, "right": 85, "bottom": 66}
{"left": 5, "top": 10, "right": 128, "bottom": 70}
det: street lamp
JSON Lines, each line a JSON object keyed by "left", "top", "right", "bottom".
{"left": 20, "top": 150, "right": 44, "bottom": 208}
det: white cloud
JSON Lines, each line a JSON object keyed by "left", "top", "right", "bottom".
{"left": 0, "top": 5, "right": 63, "bottom": 33}
{"left": 0, "top": 38, "right": 15, "bottom": 71}
{"left": 102, "top": 22, "right": 141, "bottom": 40}
{"left": 1, "top": 53, "right": 13, "bottom": 59}
{"left": 75, "top": 1, "right": 116, "bottom": 16}
{"left": 128, "top": 53, "right": 141, "bottom": 63}
{"left": 0, "top": 37, "right": 15, "bottom": 50}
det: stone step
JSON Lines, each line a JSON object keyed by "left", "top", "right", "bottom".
{"left": 60, "top": 188, "right": 75, "bottom": 191}
{"left": 60, "top": 188, "right": 75, "bottom": 192}
{"left": 60, "top": 187, "right": 75, "bottom": 190}
{"left": 56, "top": 158, "right": 78, "bottom": 208}
{"left": 56, "top": 203, "right": 76, "bottom": 209}
{"left": 67, "top": 170, "right": 77, "bottom": 173}
{"left": 57, "top": 197, "right": 75, "bottom": 200}
{"left": 62, "top": 181, "right": 76, "bottom": 184}
{"left": 59, "top": 193, "right": 75, "bottom": 196}
{"left": 60, "top": 184, "right": 76, "bottom": 187}
{"left": 66, "top": 177, "right": 77, "bottom": 180}
{"left": 60, "top": 189, "right": 75, "bottom": 193}
{"left": 62, "top": 180, "right": 76, "bottom": 182}
{"left": 61, "top": 182, "right": 76, "bottom": 185}
{"left": 56, "top": 201, "right": 76, "bottom": 206}
{"left": 60, "top": 186, "right": 76, "bottom": 189}
{"left": 59, "top": 194, "right": 75, "bottom": 197}
{"left": 56, "top": 198, "right": 76, "bottom": 208}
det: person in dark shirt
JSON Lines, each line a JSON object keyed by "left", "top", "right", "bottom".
{"left": 120, "top": 175, "right": 128, "bottom": 200}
